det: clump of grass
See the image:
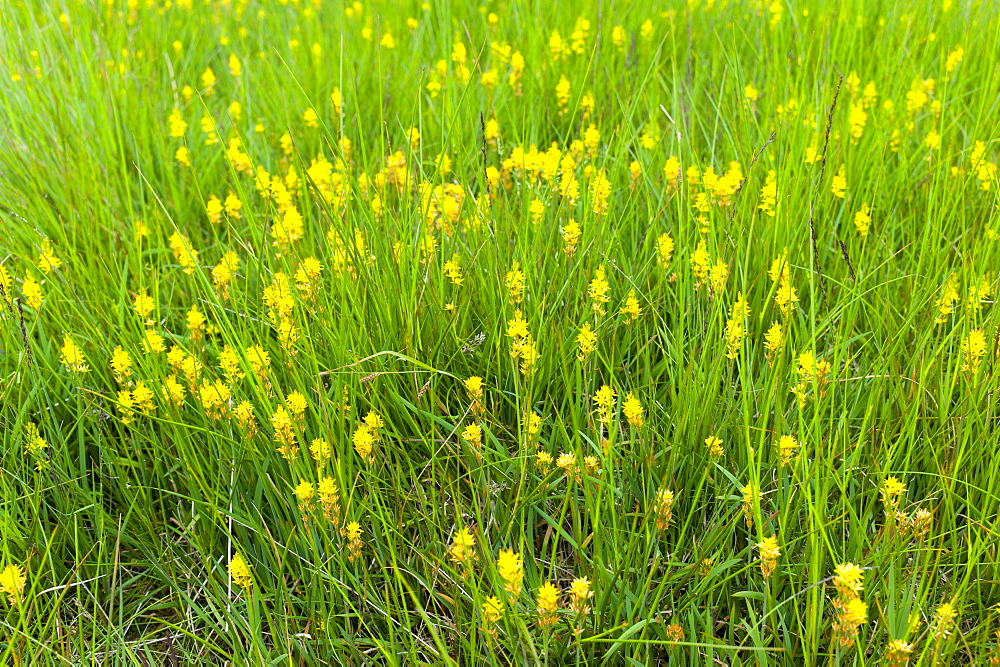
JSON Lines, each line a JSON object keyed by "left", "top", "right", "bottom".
{"left": 1, "top": 0, "right": 1000, "bottom": 663}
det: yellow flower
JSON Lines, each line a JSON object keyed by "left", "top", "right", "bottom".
{"left": 556, "top": 452, "right": 576, "bottom": 477}
{"left": 885, "top": 639, "right": 914, "bottom": 665}
{"left": 464, "top": 376, "right": 484, "bottom": 398}
{"left": 931, "top": 601, "right": 958, "bottom": 639}
{"left": 134, "top": 290, "right": 155, "bottom": 321}
{"left": 198, "top": 381, "right": 231, "bottom": 420}
{"left": 881, "top": 476, "right": 906, "bottom": 506}
{"left": 777, "top": 434, "right": 798, "bottom": 466}
{"left": 690, "top": 238, "right": 711, "bottom": 281}
{"left": 168, "top": 232, "right": 199, "bottom": 273}
{"left": 224, "top": 193, "right": 243, "bottom": 219}
{"left": 506, "top": 309, "right": 530, "bottom": 340}
{"left": 758, "top": 170, "right": 777, "bottom": 216}
{"left": 740, "top": 483, "right": 757, "bottom": 527}
{"left": 576, "top": 323, "right": 598, "bottom": 361}
{"left": 317, "top": 477, "right": 341, "bottom": 524}
{"left": 833, "top": 563, "right": 864, "bottom": 599}
{"left": 505, "top": 262, "right": 525, "bottom": 304}
{"left": 497, "top": 549, "right": 524, "bottom": 598}
{"left": 622, "top": 392, "right": 644, "bottom": 428}
{"left": 853, "top": 203, "right": 871, "bottom": 236}
{"left": 448, "top": 527, "right": 477, "bottom": 568}
{"left": 228, "top": 552, "right": 253, "bottom": 588}
{"left": 22, "top": 273, "right": 43, "bottom": 310}
{"left": 363, "top": 411, "right": 384, "bottom": 430}
{"left": 285, "top": 391, "right": 308, "bottom": 416}
{"left": 841, "top": 597, "right": 868, "bottom": 626}
{"left": 0, "top": 564, "right": 26, "bottom": 605}
{"left": 612, "top": 25, "right": 626, "bottom": 49}
{"left": 529, "top": 197, "right": 546, "bottom": 223}
{"left": 946, "top": 46, "right": 964, "bottom": 73}
{"left": 482, "top": 596, "right": 503, "bottom": 626}
{"left": 653, "top": 488, "right": 675, "bottom": 529}
{"left": 60, "top": 335, "right": 89, "bottom": 373}
{"left": 960, "top": 329, "right": 987, "bottom": 374}
{"left": 568, "top": 577, "right": 592, "bottom": 614}
{"left": 168, "top": 108, "right": 187, "bottom": 137}
{"left": 201, "top": 66, "right": 216, "bottom": 93}
{"left": 352, "top": 425, "right": 376, "bottom": 463}
{"left": 443, "top": 254, "right": 463, "bottom": 286}
{"left": 309, "top": 438, "right": 331, "bottom": 463}
{"left": 233, "top": 401, "right": 257, "bottom": 438}
{"left": 934, "top": 274, "right": 960, "bottom": 324}
{"left": 594, "top": 384, "right": 616, "bottom": 424}
{"left": 555, "top": 75, "right": 571, "bottom": 114}
{"left": 562, "top": 219, "right": 582, "bottom": 255}
{"left": 344, "top": 521, "right": 364, "bottom": 561}
{"left": 619, "top": 290, "right": 642, "bottom": 323}
{"left": 705, "top": 435, "right": 723, "bottom": 458}
{"left": 110, "top": 346, "right": 133, "bottom": 383}
{"left": 462, "top": 422, "right": 483, "bottom": 450}
{"left": 536, "top": 582, "right": 560, "bottom": 627}
{"left": 588, "top": 265, "right": 611, "bottom": 315}
{"left": 724, "top": 293, "right": 750, "bottom": 359}
{"left": 294, "top": 479, "right": 315, "bottom": 513}
{"left": 37, "top": 239, "right": 62, "bottom": 273}
{"left": 831, "top": 164, "right": 847, "bottom": 198}
{"left": 756, "top": 535, "right": 780, "bottom": 577}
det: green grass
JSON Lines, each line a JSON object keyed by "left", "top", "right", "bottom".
{"left": 2, "top": 0, "right": 1000, "bottom": 663}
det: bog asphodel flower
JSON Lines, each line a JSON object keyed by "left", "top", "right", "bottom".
{"left": 756, "top": 535, "right": 780, "bottom": 577}
{"left": 0, "top": 564, "right": 26, "bottom": 605}
{"left": 344, "top": 521, "right": 364, "bottom": 562}
{"left": 505, "top": 262, "right": 525, "bottom": 304}
{"left": 576, "top": 323, "right": 597, "bottom": 361}
{"left": 352, "top": 424, "right": 376, "bottom": 463}
{"left": 535, "top": 449, "right": 553, "bottom": 473}
{"left": 593, "top": 384, "right": 616, "bottom": 425}
{"left": 656, "top": 233, "right": 675, "bottom": 269}
{"left": 448, "top": 527, "right": 476, "bottom": 569}
{"left": 110, "top": 346, "right": 132, "bottom": 383}
{"left": 885, "top": 639, "right": 915, "bottom": 665}
{"left": 464, "top": 375, "right": 485, "bottom": 415}
{"left": 482, "top": 596, "right": 503, "bottom": 633}
{"left": 317, "top": 477, "right": 341, "bottom": 525}
{"left": 831, "top": 562, "right": 866, "bottom": 648}
{"left": 724, "top": 293, "right": 750, "bottom": 359}
{"left": 60, "top": 335, "right": 89, "bottom": 373}
{"left": 931, "top": 602, "right": 958, "bottom": 640}
{"left": 228, "top": 552, "right": 253, "bottom": 589}
{"left": 562, "top": 219, "right": 581, "bottom": 255}
{"left": 622, "top": 392, "right": 644, "bottom": 428}
{"left": 497, "top": 549, "right": 523, "bottom": 598}
{"left": 705, "top": 435, "right": 723, "bottom": 458}
{"left": 462, "top": 422, "right": 483, "bottom": 452}
{"left": 777, "top": 434, "right": 798, "bottom": 466}
{"left": 653, "top": 488, "right": 675, "bottom": 529}
{"left": 588, "top": 265, "right": 611, "bottom": 315}
{"left": 536, "top": 582, "right": 560, "bottom": 628}
{"left": 568, "top": 577, "right": 593, "bottom": 615}
{"left": 619, "top": 290, "right": 641, "bottom": 323}
{"left": 960, "top": 329, "right": 987, "bottom": 375}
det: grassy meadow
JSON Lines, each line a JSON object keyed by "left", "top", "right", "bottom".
{"left": 3, "top": 0, "right": 1000, "bottom": 663}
